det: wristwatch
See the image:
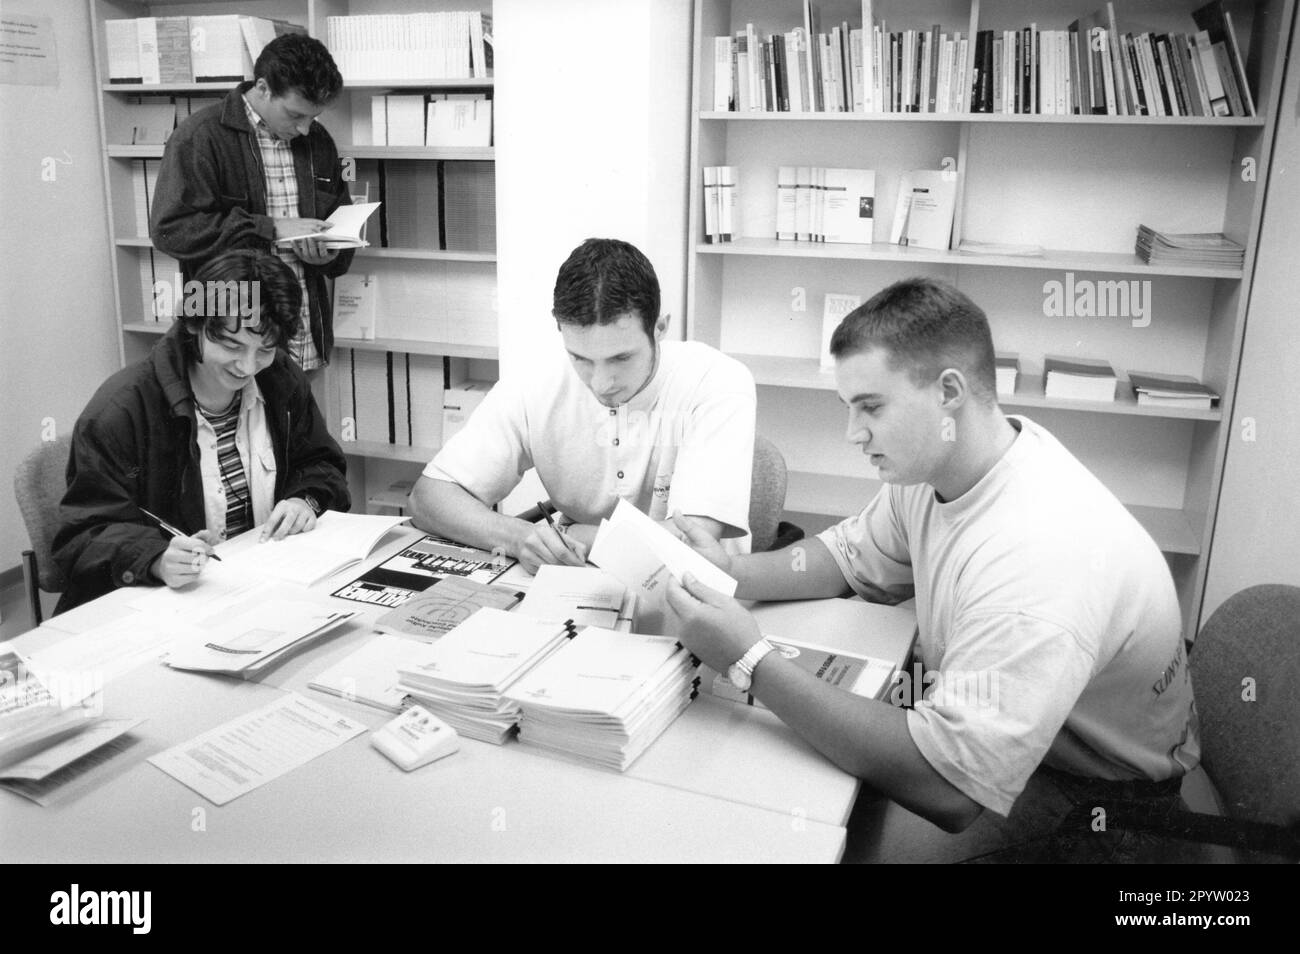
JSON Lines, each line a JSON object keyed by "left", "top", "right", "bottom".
{"left": 727, "top": 638, "right": 776, "bottom": 693}
{"left": 302, "top": 494, "right": 322, "bottom": 516}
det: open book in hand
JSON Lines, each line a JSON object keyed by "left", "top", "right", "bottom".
{"left": 274, "top": 202, "right": 381, "bottom": 249}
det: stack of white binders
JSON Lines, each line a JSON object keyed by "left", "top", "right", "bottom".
{"left": 396, "top": 608, "right": 573, "bottom": 744}
{"left": 504, "top": 628, "right": 701, "bottom": 772}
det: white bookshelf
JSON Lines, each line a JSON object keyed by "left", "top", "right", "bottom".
{"left": 686, "top": 0, "right": 1293, "bottom": 636}
{"left": 89, "top": 0, "right": 499, "bottom": 514}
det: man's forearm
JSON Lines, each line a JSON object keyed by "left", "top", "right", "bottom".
{"left": 731, "top": 536, "right": 852, "bottom": 602}
{"left": 749, "top": 654, "right": 983, "bottom": 833}
{"left": 409, "top": 477, "right": 525, "bottom": 556}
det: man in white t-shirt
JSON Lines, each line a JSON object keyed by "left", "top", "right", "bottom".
{"left": 664, "top": 277, "right": 1199, "bottom": 860}
{"left": 411, "top": 238, "right": 756, "bottom": 572}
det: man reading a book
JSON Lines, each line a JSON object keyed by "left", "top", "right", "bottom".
{"left": 410, "top": 238, "right": 757, "bottom": 573}
{"left": 665, "top": 277, "right": 1199, "bottom": 862}
{"left": 151, "top": 34, "right": 355, "bottom": 372}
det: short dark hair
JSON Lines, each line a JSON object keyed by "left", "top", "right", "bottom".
{"left": 552, "top": 238, "right": 661, "bottom": 341}
{"left": 179, "top": 250, "right": 302, "bottom": 365}
{"left": 254, "top": 34, "right": 343, "bottom": 106}
{"left": 829, "top": 278, "right": 998, "bottom": 403}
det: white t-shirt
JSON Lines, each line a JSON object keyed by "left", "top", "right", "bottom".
{"left": 424, "top": 341, "right": 756, "bottom": 536}
{"left": 818, "top": 416, "right": 1200, "bottom": 816}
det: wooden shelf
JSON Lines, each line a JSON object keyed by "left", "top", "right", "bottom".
{"left": 785, "top": 470, "right": 1201, "bottom": 555}
{"left": 353, "top": 247, "right": 495, "bottom": 262}
{"left": 735, "top": 354, "right": 1222, "bottom": 421}
{"left": 341, "top": 440, "right": 437, "bottom": 464}
{"left": 339, "top": 145, "right": 493, "bottom": 160}
{"left": 336, "top": 337, "right": 497, "bottom": 360}
{"left": 699, "top": 111, "right": 1265, "bottom": 127}
{"left": 697, "top": 239, "right": 1243, "bottom": 279}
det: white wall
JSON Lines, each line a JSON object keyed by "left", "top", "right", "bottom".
{"left": 493, "top": 0, "right": 693, "bottom": 377}
{"left": 0, "top": 0, "right": 118, "bottom": 569}
{"left": 1202, "top": 9, "right": 1300, "bottom": 621}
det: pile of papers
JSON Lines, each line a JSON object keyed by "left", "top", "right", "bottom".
{"left": 308, "top": 634, "right": 431, "bottom": 714}
{"left": 166, "top": 596, "right": 355, "bottom": 678}
{"left": 1043, "top": 355, "right": 1118, "bottom": 403}
{"left": 0, "top": 642, "right": 108, "bottom": 777}
{"left": 504, "top": 628, "right": 701, "bottom": 772}
{"left": 1128, "top": 371, "right": 1221, "bottom": 410}
{"left": 396, "top": 608, "right": 573, "bottom": 744}
{"left": 1135, "top": 225, "right": 1245, "bottom": 268}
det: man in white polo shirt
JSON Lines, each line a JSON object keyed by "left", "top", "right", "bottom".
{"left": 410, "top": 238, "right": 756, "bottom": 572}
{"left": 664, "top": 277, "right": 1199, "bottom": 862}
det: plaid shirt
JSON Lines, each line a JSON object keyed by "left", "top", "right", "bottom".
{"left": 243, "top": 94, "right": 322, "bottom": 371}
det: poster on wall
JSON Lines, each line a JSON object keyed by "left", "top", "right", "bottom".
{"left": 0, "top": 14, "right": 58, "bottom": 87}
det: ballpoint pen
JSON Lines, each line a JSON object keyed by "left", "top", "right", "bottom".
{"left": 536, "top": 501, "right": 578, "bottom": 558}
{"left": 138, "top": 507, "right": 223, "bottom": 562}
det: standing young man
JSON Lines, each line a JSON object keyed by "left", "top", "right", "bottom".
{"left": 410, "top": 238, "right": 757, "bottom": 572}
{"left": 665, "top": 277, "right": 1199, "bottom": 861}
{"left": 151, "top": 34, "right": 355, "bottom": 371}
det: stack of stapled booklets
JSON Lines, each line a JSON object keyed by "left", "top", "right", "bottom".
{"left": 396, "top": 608, "right": 573, "bottom": 744}
{"left": 504, "top": 628, "right": 701, "bottom": 772}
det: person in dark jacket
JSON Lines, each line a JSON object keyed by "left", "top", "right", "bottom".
{"left": 53, "top": 251, "right": 350, "bottom": 613}
{"left": 150, "top": 33, "right": 354, "bottom": 371}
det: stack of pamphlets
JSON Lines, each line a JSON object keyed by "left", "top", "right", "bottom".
{"left": 307, "top": 634, "right": 432, "bottom": 714}
{"left": 165, "top": 597, "right": 356, "bottom": 677}
{"left": 1135, "top": 225, "right": 1244, "bottom": 268}
{"left": 515, "top": 566, "right": 635, "bottom": 632}
{"left": 1043, "top": 355, "right": 1118, "bottom": 403}
{"left": 396, "top": 608, "right": 573, "bottom": 744}
{"left": 1128, "top": 370, "right": 1221, "bottom": 410}
{"left": 504, "top": 628, "right": 701, "bottom": 772}
{"left": 0, "top": 643, "right": 103, "bottom": 772}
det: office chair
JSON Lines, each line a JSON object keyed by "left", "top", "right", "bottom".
{"left": 1103, "top": 584, "right": 1300, "bottom": 862}
{"left": 13, "top": 435, "right": 72, "bottom": 626}
{"left": 750, "top": 435, "right": 803, "bottom": 553}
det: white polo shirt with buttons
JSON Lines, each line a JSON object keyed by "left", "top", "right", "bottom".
{"left": 423, "top": 340, "right": 757, "bottom": 541}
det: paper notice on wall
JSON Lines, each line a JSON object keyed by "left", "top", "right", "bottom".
{"left": 0, "top": 15, "right": 58, "bottom": 87}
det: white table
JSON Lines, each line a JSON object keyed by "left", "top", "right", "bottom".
{"left": 2, "top": 528, "right": 915, "bottom": 863}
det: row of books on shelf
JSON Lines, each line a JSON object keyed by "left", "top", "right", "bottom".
{"left": 970, "top": 12, "right": 1254, "bottom": 118}
{"left": 1135, "top": 224, "right": 1245, "bottom": 267}
{"left": 712, "top": 1, "right": 1253, "bottom": 117}
{"left": 325, "top": 12, "right": 492, "bottom": 81}
{"left": 336, "top": 340, "right": 492, "bottom": 451}
{"left": 996, "top": 354, "right": 1221, "bottom": 409}
{"left": 709, "top": 166, "right": 956, "bottom": 249}
{"left": 127, "top": 157, "right": 495, "bottom": 252}
{"left": 371, "top": 93, "right": 492, "bottom": 147}
{"left": 107, "top": 15, "right": 300, "bottom": 86}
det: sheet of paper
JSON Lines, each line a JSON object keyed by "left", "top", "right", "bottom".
{"left": 27, "top": 615, "right": 178, "bottom": 700}
{"left": 123, "top": 558, "right": 266, "bottom": 615}
{"left": 308, "top": 634, "right": 429, "bottom": 712}
{"left": 588, "top": 500, "right": 736, "bottom": 632}
{"left": 0, "top": 718, "right": 143, "bottom": 781}
{"left": 148, "top": 693, "right": 365, "bottom": 806}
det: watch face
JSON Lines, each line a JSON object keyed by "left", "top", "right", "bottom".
{"left": 727, "top": 663, "right": 751, "bottom": 692}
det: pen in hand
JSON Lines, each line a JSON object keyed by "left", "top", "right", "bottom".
{"left": 537, "top": 501, "right": 579, "bottom": 559}
{"left": 138, "top": 507, "right": 223, "bottom": 562}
